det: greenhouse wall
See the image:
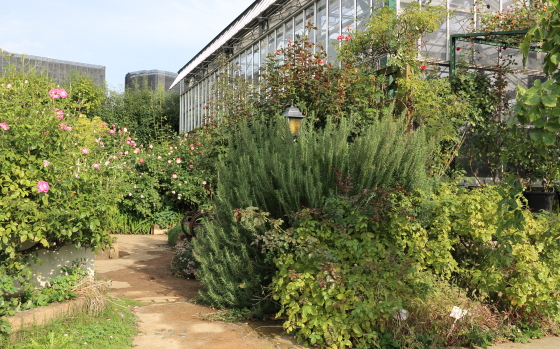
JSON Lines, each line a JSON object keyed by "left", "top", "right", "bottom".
{"left": 173, "top": 0, "right": 544, "bottom": 133}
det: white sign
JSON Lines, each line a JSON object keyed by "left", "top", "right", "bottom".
{"left": 449, "top": 306, "right": 468, "bottom": 320}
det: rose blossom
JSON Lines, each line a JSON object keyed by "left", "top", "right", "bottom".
{"left": 37, "top": 181, "right": 50, "bottom": 193}
{"left": 93, "top": 163, "right": 100, "bottom": 169}
{"left": 202, "top": 181, "right": 207, "bottom": 185}
{"left": 139, "top": 159, "right": 145, "bottom": 163}
{"left": 172, "top": 174, "right": 178, "bottom": 179}
{"left": 189, "top": 165, "right": 194, "bottom": 169}
{"left": 43, "top": 160, "right": 50, "bottom": 167}
{"left": 49, "top": 88, "right": 61, "bottom": 99}
{"left": 58, "top": 89, "right": 68, "bottom": 98}
{"left": 134, "top": 148, "right": 140, "bottom": 154}
{"left": 105, "top": 161, "right": 111, "bottom": 165}
{"left": 0, "top": 122, "right": 9, "bottom": 131}
{"left": 81, "top": 148, "right": 89, "bottom": 155}
{"left": 6, "top": 83, "right": 12, "bottom": 88}
{"left": 55, "top": 108, "right": 64, "bottom": 120}
{"left": 175, "top": 158, "right": 182, "bottom": 164}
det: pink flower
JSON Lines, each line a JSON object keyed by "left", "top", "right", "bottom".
{"left": 134, "top": 148, "right": 140, "bottom": 154}
{"left": 59, "top": 123, "right": 68, "bottom": 130}
{"left": 420, "top": 65, "right": 427, "bottom": 70}
{"left": 109, "top": 129, "right": 115, "bottom": 134}
{"left": 0, "top": 122, "right": 9, "bottom": 131}
{"left": 139, "top": 159, "right": 145, "bottom": 163}
{"left": 175, "top": 158, "right": 182, "bottom": 164}
{"left": 37, "top": 181, "right": 50, "bottom": 193}
{"left": 49, "top": 88, "right": 61, "bottom": 99}
{"left": 337, "top": 35, "right": 345, "bottom": 40}
{"left": 43, "top": 160, "right": 50, "bottom": 167}
{"left": 172, "top": 174, "right": 178, "bottom": 179}
{"left": 105, "top": 161, "right": 110, "bottom": 165}
{"left": 172, "top": 191, "right": 176, "bottom": 194}
{"left": 189, "top": 164, "right": 194, "bottom": 169}
{"left": 345, "top": 36, "right": 351, "bottom": 41}
{"left": 202, "top": 181, "right": 207, "bottom": 185}
{"left": 55, "top": 108, "right": 64, "bottom": 120}
{"left": 58, "top": 89, "right": 68, "bottom": 98}
{"left": 197, "top": 142, "right": 201, "bottom": 146}
{"left": 93, "top": 163, "right": 100, "bottom": 169}
{"left": 81, "top": 148, "right": 89, "bottom": 155}
{"left": 6, "top": 83, "right": 12, "bottom": 88}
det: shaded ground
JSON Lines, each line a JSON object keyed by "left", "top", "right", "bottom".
{"left": 95, "top": 235, "right": 560, "bottom": 349}
{"left": 95, "top": 234, "right": 305, "bottom": 349}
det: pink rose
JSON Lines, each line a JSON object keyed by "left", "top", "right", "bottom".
{"left": 0, "top": 122, "right": 9, "bottom": 131}
{"left": 6, "top": 83, "right": 12, "bottom": 88}
{"left": 105, "top": 161, "right": 111, "bottom": 165}
{"left": 189, "top": 165, "right": 194, "bottom": 169}
{"left": 139, "top": 159, "right": 145, "bottom": 163}
{"left": 55, "top": 108, "right": 64, "bottom": 120}
{"left": 134, "top": 148, "right": 140, "bottom": 154}
{"left": 37, "top": 181, "right": 50, "bottom": 193}
{"left": 81, "top": 148, "right": 89, "bottom": 154}
{"left": 109, "top": 129, "right": 115, "bottom": 135}
{"left": 58, "top": 89, "right": 68, "bottom": 98}
{"left": 202, "top": 181, "right": 207, "bottom": 185}
{"left": 49, "top": 88, "right": 61, "bottom": 99}
{"left": 172, "top": 174, "right": 178, "bottom": 179}
{"left": 93, "top": 163, "right": 100, "bottom": 169}
{"left": 175, "top": 158, "right": 181, "bottom": 164}
{"left": 43, "top": 160, "right": 50, "bottom": 167}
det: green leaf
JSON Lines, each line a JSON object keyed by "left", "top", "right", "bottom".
{"left": 525, "top": 91, "right": 542, "bottom": 106}
{"left": 543, "top": 133, "right": 556, "bottom": 145}
{"left": 541, "top": 94, "right": 557, "bottom": 107}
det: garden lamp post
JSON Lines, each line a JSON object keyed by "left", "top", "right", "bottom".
{"left": 282, "top": 103, "right": 306, "bottom": 137}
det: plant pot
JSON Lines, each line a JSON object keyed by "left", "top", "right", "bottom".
{"left": 522, "top": 191, "right": 557, "bottom": 213}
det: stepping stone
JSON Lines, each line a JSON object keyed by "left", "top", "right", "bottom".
{"left": 168, "top": 329, "right": 173, "bottom": 332}
{"left": 155, "top": 333, "right": 162, "bottom": 335}
{"left": 179, "top": 335, "right": 186, "bottom": 337}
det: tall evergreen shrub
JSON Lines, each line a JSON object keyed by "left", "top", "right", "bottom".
{"left": 193, "top": 114, "right": 432, "bottom": 311}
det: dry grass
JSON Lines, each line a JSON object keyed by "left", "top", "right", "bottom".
{"left": 71, "top": 276, "right": 111, "bottom": 316}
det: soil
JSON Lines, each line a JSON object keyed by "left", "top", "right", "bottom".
{"left": 94, "top": 234, "right": 305, "bottom": 349}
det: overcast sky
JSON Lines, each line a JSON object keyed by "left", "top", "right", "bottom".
{"left": 1, "top": 0, "right": 255, "bottom": 90}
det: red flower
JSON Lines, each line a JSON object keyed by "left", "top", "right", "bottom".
{"left": 502, "top": 46, "right": 507, "bottom": 50}
{"left": 420, "top": 65, "right": 427, "bottom": 70}
{"left": 337, "top": 35, "right": 345, "bottom": 40}
{"left": 345, "top": 36, "right": 351, "bottom": 41}
{"left": 456, "top": 47, "right": 461, "bottom": 51}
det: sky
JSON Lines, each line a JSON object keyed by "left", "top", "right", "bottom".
{"left": 1, "top": 0, "right": 255, "bottom": 91}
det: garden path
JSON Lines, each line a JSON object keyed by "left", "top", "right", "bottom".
{"left": 94, "top": 235, "right": 560, "bottom": 349}
{"left": 94, "top": 234, "right": 305, "bottom": 349}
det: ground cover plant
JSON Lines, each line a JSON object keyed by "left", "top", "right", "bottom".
{"left": 2, "top": 297, "right": 142, "bottom": 349}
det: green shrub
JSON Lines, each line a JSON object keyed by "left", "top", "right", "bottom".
{"left": 0, "top": 67, "right": 125, "bottom": 293}
{"left": 193, "top": 113, "right": 432, "bottom": 313}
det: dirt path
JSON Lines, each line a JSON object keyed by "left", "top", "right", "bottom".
{"left": 94, "top": 234, "right": 305, "bottom": 349}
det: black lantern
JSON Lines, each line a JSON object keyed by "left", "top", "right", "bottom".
{"left": 282, "top": 103, "right": 306, "bottom": 136}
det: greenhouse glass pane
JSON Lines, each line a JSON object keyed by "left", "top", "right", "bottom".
{"left": 285, "top": 18, "right": 294, "bottom": 44}
{"left": 247, "top": 48, "right": 253, "bottom": 80}
{"left": 357, "top": 0, "right": 371, "bottom": 30}
{"left": 317, "top": 0, "right": 327, "bottom": 51}
{"left": 423, "top": 17, "right": 447, "bottom": 60}
{"left": 240, "top": 50, "right": 246, "bottom": 79}
{"left": 276, "top": 25, "right": 284, "bottom": 50}
{"left": 328, "top": 0, "right": 341, "bottom": 60}
{"left": 295, "top": 12, "right": 304, "bottom": 39}
{"left": 268, "top": 32, "right": 276, "bottom": 55}
{"left": 305, "top": 5, "right": 316, "bottom": 44}
{"left": 341, "top": 0, "right": 354, "bottom": 36}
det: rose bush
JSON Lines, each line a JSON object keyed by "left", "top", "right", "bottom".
{"left": 0, "top": 68, "right": 127, "bottom": 309}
